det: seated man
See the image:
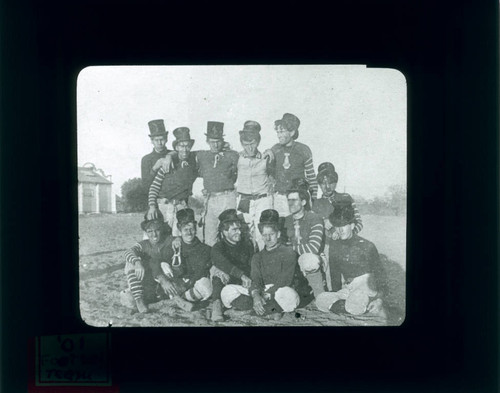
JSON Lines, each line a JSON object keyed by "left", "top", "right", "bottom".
{"left": 152, "top": 208, "right": 213, "bottom": 311}
{"left": 284, "top": 178, "right": 326, "bottom": 298}
{"left": 315, "top": 204, "right": 385, "bottom": 316}
{"left": 120, "top": 212, "right": 172, "bottom": 313}
{"left": 210, "top": 209, "right": 254, "bottom": 322}
{"left": 220, "top": 209, "right": 301, "bottom": 320}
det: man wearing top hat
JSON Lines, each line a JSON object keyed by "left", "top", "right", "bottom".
{"left": 235, "top": 120, "right": 274, "bottom": 251}
{"left": 315, "top": 204, "right": 386, "bottom": 317}
{"left": 264, "top": 113, "right": 318, "bottom": 218}
{"left": 312, "top": 162, "right": 363, "bottom": 239}
{"left": 147, "top": 127, "right": 198, "bottom": 236}
{"left": 141, "top": 119, "right": 171, "bottom": 191}
{"left": 210, "top": 209, "right": 254, "bottom": 321}
{"left": 152, "top": 208, "right": 213, "bottom": 311}
{"left": 161, "top": 121, "right": 239, "bottom": 246}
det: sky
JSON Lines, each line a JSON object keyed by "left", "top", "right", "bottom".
{"left": 77, "top": 65, "right": 406, "bottom": 199}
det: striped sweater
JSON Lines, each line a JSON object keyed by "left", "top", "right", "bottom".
{"left": 284, "top": 210, "right": 324, "bottom": 255}
{"left": 271, "top": 141, "right": 318, "bottom": 199}
{"left": 123, "top": 239, "right": 169, "bottom": 278}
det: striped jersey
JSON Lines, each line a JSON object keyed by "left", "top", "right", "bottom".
{"left": 284, "top": 210, "right": 324, "bottom": 255}
{"left": 271, "top": 141, "right": 318, "bottom": 198}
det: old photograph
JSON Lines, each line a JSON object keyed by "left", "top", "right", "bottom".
{"left": 77, "top": 65, "right": 407, "bottom": 327}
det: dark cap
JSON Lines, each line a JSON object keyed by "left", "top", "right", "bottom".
{"left": 148, "top": 119, "right": 168, "bottom": 137}
{"left": 259, "top": 209, "right": 280, "bottom": 226}
{"left": 172, "top": 127, "right": 195, "bottom": 149}
{"left": 140, "top": 210, "right": 165, "bottom": 231}
{"left": 288, "top": 177, "right": 310, "bottom": 193}
{"left": 176, "top": 208, "right": 196, "bottom": 227}
{"left": 317, "top": 170, "right": 338, "bottom": 184}
{"left": 318, "top": 162, "right": 336, "bottom": 175}
{"left": 328, "top": 204, "right": 355, "bottom": 227}
{"left": 218, "top": 209, "right": 240, "bottom": 225}
{"left": 205, "top": 121, "right": 225, "bottom": 140}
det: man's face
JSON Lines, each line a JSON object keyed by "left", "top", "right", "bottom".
{"left": 276, "top": 125, "right": 294, "bottom": 145}
{"left": 175, "top": 141, "right": 192, "bottom": 161}
{"left": 179, "top": 222, "right": 196, "bottom": 244}
{"left": 151, "top": 136, "right": 167, "bottom": 152}
{"left": 335, "top": 223, "right": 354, "bottom": 240}
{"left": 145, "top": 224, "right": 163, "bottom": 244}
{"left": 287, "top": 192, "right": 305, "bottom": 215}
{"left": 241, "top": 139, "right": 259, "bottom": 157}
{"left": 207, "top": 138, "right": 224, "bottom": 153}
{"left": 319, "top": 178, "right": 337, "bottom": 198}
{"left": 223, "top": 222, "right": 241, "bottom": 244}
{"left": 261, "top": 225, "right": 280, "bottom": 250}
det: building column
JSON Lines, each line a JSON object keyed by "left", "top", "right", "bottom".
{"left": 78, "top": 183, "right": 83, "bottom": 213}
{"left": 95, "top": 184, "right": 100, "bottom": 213}
{"left": 111, "top": 184, "right": 117, "bottom": 213}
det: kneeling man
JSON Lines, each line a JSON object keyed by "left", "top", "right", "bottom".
{"left": 315, "top": 204, "right": 384, "bottom": 316}
{"left": 221, "top": 209, "right": 301, "bottom": 319}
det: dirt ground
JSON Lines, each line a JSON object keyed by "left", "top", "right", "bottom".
{"left": 79, "top": 213, "right": 406, "bottom": 327}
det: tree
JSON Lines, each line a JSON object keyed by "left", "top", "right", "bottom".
{"left": 121, "top": 178, "right": 148, "bottom": 213}
{"left": 386, "top": 184, "right": 407, "bottom": 216}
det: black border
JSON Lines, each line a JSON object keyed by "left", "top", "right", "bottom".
{"left": 1, "top": 0, "right": 498, "bottom": 392}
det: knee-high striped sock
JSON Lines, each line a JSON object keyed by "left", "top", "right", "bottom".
{"left": 126, "top": 271, "right": 144, "bottom": 300}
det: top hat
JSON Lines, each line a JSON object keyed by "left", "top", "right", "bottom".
{"left": 218, "top": 209, "right": 241, "bottom": 225}
{"left": 172, "top": 127, "right": 195, "bottom": 149}
{"left": 176, "top": 208, "right": 196, "bottom": 226}
{"left": 148, "top": 119, "right": 168, "bottom": 137}
{"left": 259, "top": 209, "right": 280, "bottom": 227}
{"left": 328, "top": 204, "right": 355, "bottom": 227}
{"left": 239, "top": 120, "right": 261, "bottom": 142}
{"left": 140, "top": 210, "right": 166, "bottom": 231}
{"left": 205, "top": 121, "right": 225, "bottom": 140}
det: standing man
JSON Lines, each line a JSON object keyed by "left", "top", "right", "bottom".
{"left": 266, "top": 113, "right": 318, "bottom": 218}
{"left": 315, "top": 204, "right": 385, "bottom": 317}
{"left": 312, "top": 162, "right": 363, "bottom": 239}
{"left": 141, "top": 119, "right": 171, "bottom": 192}
{"left": 284, "top": 179, "right": 326, "bottom": 299}
{"left": 147, "top": 127, "right": 198, "bottom": 236}
{"left": 195, "top": 122, "right": 239, "bottom": 246}
{"left": 210, "top": 209, "right": 254, "bottom": 322}
{"left": 235, "top": 120, "right": 274, "bottom": 251}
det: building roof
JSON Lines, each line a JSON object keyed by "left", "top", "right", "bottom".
{"left": 78, "top": 166, "right": 113, "bottom": 184}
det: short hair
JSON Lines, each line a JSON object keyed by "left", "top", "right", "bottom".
{"left": 177, "top": 220, "right": 197, "bottom": 230}
{"left": 286, "top": 189, "right": 311, "bottom": 211}
{"left": 258, "top": 222, "right": 280, "bottom": 235}
{"left": 218, "top": 220, "right": 241, "bottom": 237}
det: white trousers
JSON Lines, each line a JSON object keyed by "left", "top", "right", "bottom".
{"left": 221, "top": 284, "right": 300, "bottom": 312}
{"left": 315, "top": 273, "right": 378, "bottom": 315}
{"left": 238, "top": 194, "right": 274, "bottom": 251}
{"left": 203, "top": 191, "right": 237, "bottom": 246}
{"left": 273, "top": 193, "right": 290, "bottom": 217}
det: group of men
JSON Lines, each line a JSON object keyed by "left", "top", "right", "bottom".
{"left": 120, "top": 113, "right": 386, "bottom": 322}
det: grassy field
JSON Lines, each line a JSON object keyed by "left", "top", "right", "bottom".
{"left": 79, "top": 213, "right": 406, "bottom": 327}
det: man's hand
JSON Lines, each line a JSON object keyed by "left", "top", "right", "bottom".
{"left": 160, "top": 262, "right": 174, "bottom": 278}
{"left": 252, "top": 293, "right": 266, "bottom": 316}
{"left": 262, "top": 149, "right": 275, "bottom": 162}
{"left": 152, "top": 157, "right": 167, "bottom": 172}
{"left": 134, "top": 261, "right": 145, "bottom": 281}
{"left": 160, "top": 155, "right": 174, "bottom": 173}
{"left": 240, "top": 275, "right": 252, "bottom": 289}
{"left": 324, "top": 218, "right": 333, "bottom": 231}
{"left": 330, "top": 229, "right": 340, "bottom": 240}
{"left": 147, "top": 206, "right": 159, "bottom": 220}
{"left": 171, "top": 237, "right": 181, "bottom": 250}
{"left": 159, "top": 276, "right": 178, "bottom": 298}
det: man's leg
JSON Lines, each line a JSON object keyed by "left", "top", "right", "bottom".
{"left": 123, "top": 262, "right": 148, "bottom": 313}
{"left": 273, "top": 286, "right": 300, "bottom": 313}
{"left": 298, "top": 253, "right": 326, "bottom": 298}
{"left": 204, "top": 193, "right": 237, "bottom": 246}
{"left": 220, "top": 284, "right": 250, "bottom": 309}
{"left": 184, "top": 277, "right": 213, "bottom": 302}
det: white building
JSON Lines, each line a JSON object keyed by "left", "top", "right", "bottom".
{"left": 78, "top": 163, "right": 117, "bottom": 214}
